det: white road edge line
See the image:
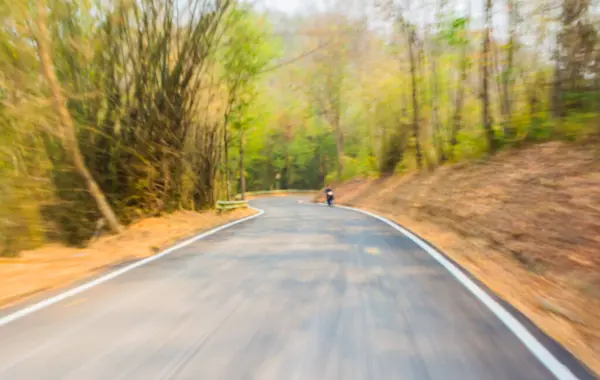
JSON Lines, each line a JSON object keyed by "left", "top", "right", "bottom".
{"left": 0, "top": 207, "right": 265, "bottom": 328}
{"left": 322, "top": 203, "right": 579, "bottom": 380}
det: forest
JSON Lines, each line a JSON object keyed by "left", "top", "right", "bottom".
{"left": 1, "top": 0, "right": 599, "bottom": 255}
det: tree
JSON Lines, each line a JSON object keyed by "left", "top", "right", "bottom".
{"left": 442, "top": 15, "right": 470, "bottom": 159}
{"left": 428, "top": 0, "right": 446, "bottom": 163}
{"left": 500, "top": 0, "right": 518, "bottom": 140}
{"left": 554, "top": 0, "right": 598, "bottom": 124}
{"left": 304, "top": 13, "right": 356, "bottom": 179}
{"left": 34, "top": 2, "right": 123, "bottom": 233}
{"left": 481, "top": 0, "right": 496, "bottom": 153}
{"left": 404, "top": 20, "right": 423, "bottom": 169}
{"left": 220, "top": 6, "right": 277, "bottom": 199}
{"left": 1, "top": 0, "right": 235, "bottom": 252}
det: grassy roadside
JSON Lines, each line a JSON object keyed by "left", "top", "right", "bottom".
{"left": 315, "top": 142, "right": 600, "bottom": 376}
{"left": 0, "top": 208, "right": 257, "bottom": 310}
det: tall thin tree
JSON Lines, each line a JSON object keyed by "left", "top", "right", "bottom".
{"left": 34, "top": 2, "right": 123, "bottom": 233}
{"left": 481, "top": 0, "right": 496, "bottom": 153}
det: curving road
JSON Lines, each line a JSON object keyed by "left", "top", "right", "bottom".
{"left": 0, "top": 197, "right": 591, "bottom": 379}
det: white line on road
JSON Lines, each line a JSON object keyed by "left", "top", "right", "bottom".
{"left": 0, "top": 207, "right": 265, "bottom": 328}
{"left": 325, "top": 203, "right": 579, "bottom": 380}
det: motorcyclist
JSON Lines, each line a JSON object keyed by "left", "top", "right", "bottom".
{"left": 324, "top": 184, "right": 334, "bottom": 207}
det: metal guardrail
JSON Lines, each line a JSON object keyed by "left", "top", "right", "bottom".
{"left": 218, "top": 189, "right": 318, "bottom": 210}
{"left": 234, "top": 189, "right": 317, "bottom": 200}
{"left": 216, "top": 200, "right": 249, "bottom": 211}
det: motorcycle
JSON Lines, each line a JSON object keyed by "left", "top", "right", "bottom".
{"left": 326, "top": 191, "right": 334, "bottom": 207}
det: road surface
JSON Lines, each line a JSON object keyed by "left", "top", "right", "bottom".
{"left": 0, "top": 197, "right": 588, "bottom": 379}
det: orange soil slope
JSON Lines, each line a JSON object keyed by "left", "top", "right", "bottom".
{"left": 0, "top": 208, "right": 256, "bottom": 309}
{"left": 317, "top": 142, "right": 600, "bottom": 375}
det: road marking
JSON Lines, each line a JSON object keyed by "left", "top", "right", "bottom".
{"left": 0, "top": 207, "right": 265, "bottom": 327}
{"left": 365, "top": 247, "right": 380, "bottom": 255}
{"left": 318, "top": 203, "right": 579, "bottom": 380}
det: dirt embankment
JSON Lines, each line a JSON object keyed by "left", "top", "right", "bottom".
{"left": 317, "top": 142, "right": 600, "bottom": 375}
{"left": 0, "top": 208, "right": 256, "bottom": 309}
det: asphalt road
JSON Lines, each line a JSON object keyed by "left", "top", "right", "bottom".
{"left": 0, "top": 197, "right": 587, "bottom": 379}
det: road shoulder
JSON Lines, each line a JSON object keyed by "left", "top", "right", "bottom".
{"left": 311, "top": 199, "right": 596, "bottom": 380}
{"left": 0, "top": 208, "right": 258, "bottom": 312}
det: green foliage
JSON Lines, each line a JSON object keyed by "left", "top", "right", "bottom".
{"left": 562, "top": 90, "right": 600, "bottom": 114}
{"left": 219, "top": 5, "right": 280, "bottom": 195}
{"left": 440, "top": 17, "right": 469, "bottom": 46}
{"left": 558, "top": 113, "right": 599, "bottom": 142}
{"left": 379, "top": 131, "right": 406, "bottom": 175}
{"left": 453, "top": 129, "right": 490, "bottom": 161}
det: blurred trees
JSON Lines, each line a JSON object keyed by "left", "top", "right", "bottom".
{"left": 220, "top": 6, "right": 275, "bottom": 200}
{"left": 0, "top": 0, "right": 275, "bottom": 254}
{"left": 250, "top": 0, "right": 600, "bottom": 183}
{"left": 2, "top": 0, "right": 600, "bottom": 255}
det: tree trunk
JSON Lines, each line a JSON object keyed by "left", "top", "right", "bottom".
{"left": 482, "top": 0, "right": 496, "bottom": 153}
{"left": 266, "top": 138, "right": 274, "bottom": 190}
{"left": 325, "top": 108, "right": 344, "bottom": 179}
{"left": 407, "top": 26, "right": 423, "bottom": 170}
{"left": 327, "top": 101, "right": 344, "bottom": 180}
{"left": 551, "top": 45, "right": 563, "bottom": 124}
{"left": 334, "top": 128, "right": 343, "bottom": 179}
{"left": 281, "top": 122, "right": 293, "bottom": 189}
{"left": 239, "top": 128, "right": 246, "bottom": 200}
{"left": 450, "top": 41, "right": 468, "bottom": 160}
{"left": 428, "top": 22, "right": 445, "bottom": 163}
{"left": 529, "top": 78, "right": 539, "bottom": 134}
{"left": 448, "top": 0, "right": 471, "bottom": 160}
{"left": 223, "top": 118, "right": 230, "bottom": 201}
{"left": 35, "top": 3, "right": 123, "bottom": 234}
{"left": 501, "top": 0, "right": 516, "bottom": 140}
